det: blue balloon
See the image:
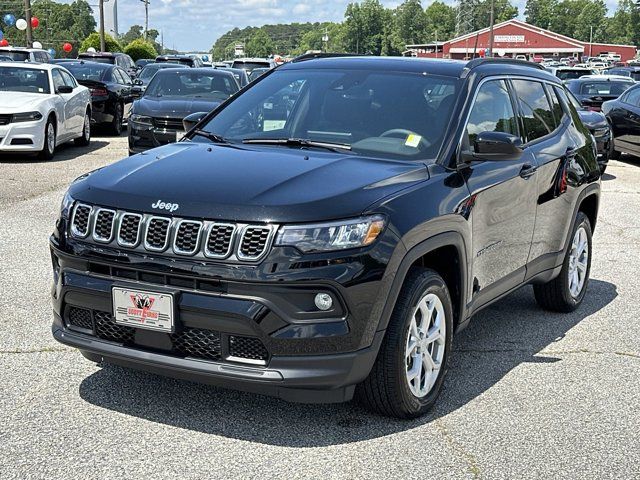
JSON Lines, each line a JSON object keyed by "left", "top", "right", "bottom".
{"left": 48, "top": 48, "right": 56, "bottom": 57}
{"left": 201, "top": 54, "right": 209, "bottom": 62}
{"left": 3, "top": 14, "right": 16, "bottom": 27}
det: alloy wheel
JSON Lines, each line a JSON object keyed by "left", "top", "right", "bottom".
{"left": 568, "top": 226, "right": 589, "bottom": 298}
{"left": 46, "top": 122, "right": 55, "bottom": 153}
{"left": 405, "top": 292, "right": 446, "bottom": 398}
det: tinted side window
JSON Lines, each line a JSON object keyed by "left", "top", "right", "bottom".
{"left": 466, "top": 79, "right": 518, "bottom": 147}
{"left": 60, "top": 70, "right": 77, "bottom": 88}
{"left": 51, "top": 69, "right": 66, "bottom": 91}
{"left": 112, "top": 68, "right": 125, "bottom": 84}
{"left": 120, "top": 69, "right": 132, "bottom": 84}
{"left": 622, "top": 88, "right": 640, "bottom": 107}
{"left": 512, "top": 80, "right": 555, "bottom": 142}
{"left": 546, "top": 85, "right": 566, "bottom": 127}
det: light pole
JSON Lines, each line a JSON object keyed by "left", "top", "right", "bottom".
{"left": 24, "top": 0, "right": 33, "bottom": 47}
{"left": 99, "top": 0, "right": 106, "bottom": 51}
{"left": 140, "top": 0, "right": 150, "bottom": 39}
{"left": 488, "top": 0, "right": 495, "bottom": 57}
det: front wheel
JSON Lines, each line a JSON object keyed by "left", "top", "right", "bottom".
{"left": 110, "top": 103, "right": 123, "bottom": 136}
{"left": 38, "top": 118, "right": 56, "bottom": 161}
{"left": 356, "top": 268, "right": 453, "bottom": 418}
{"left": 534, "top": 212, "right": 592, "bottom": 312}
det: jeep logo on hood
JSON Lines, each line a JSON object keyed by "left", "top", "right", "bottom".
{"left": 151, "top": 200, "right": 179, "bottom": 212}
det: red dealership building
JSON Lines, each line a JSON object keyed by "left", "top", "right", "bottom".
{"left": 406, "top": 19, "right": 637, "bottom": 62}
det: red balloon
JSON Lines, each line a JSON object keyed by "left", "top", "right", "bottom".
{"left": 0, "top": 39, "right": 8, "bottom": 47}
{"left": 63, "top": 42, "right": 72, "bottom": 53}
{"left": 31, "top": 17, "right": 39, "bottom": 28}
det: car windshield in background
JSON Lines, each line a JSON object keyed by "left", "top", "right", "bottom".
{"left": 577, "top": 81, "right": 630, "bottom": 95}
{"left": 78, "top": 56, "right": 113, "bottom": 64}
{"left": 556, "top": 69, "right": 592, "bottom": 80}
{"left": 63, "top": 63, "right": 110, "bottom": 82}
{"left": 197, "top": 68, "right": 459, "bottom": 160}
{"left": 0, "top": 67, "right": 50, "bottom": 94}
{"left": 145, "top": 71, "right": 239, "bottom": 100}
{"left": 232, "top": 62, "right": 270, "bottom": 71}
{"left": 139, "top": 63, "right": 182, "bottom": 81}
{"left": 2, "top": 51, "right": 30, "bottom": 61}
{"left": 249, "top": 68, "right": 269, "bottom": 81}
{"left": 608, "top": 69, "right": 640, "bottom": 81}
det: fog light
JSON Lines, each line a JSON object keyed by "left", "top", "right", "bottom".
{"left": 314, "top": 293, "right": 333, "bottom": 311}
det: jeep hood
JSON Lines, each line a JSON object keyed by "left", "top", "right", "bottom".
{"left": 70, "top": 142, "right": 428, "bottom": 222}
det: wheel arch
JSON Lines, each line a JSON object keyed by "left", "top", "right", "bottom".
{"left": 374, "top": 231, "right": 469, "bottom": 335}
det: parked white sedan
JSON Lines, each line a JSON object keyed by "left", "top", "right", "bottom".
{"left": 0, "top": 62, "right": 91, "bottom": 160}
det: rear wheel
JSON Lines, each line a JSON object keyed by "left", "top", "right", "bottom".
{"left": 75, "top": 110, "right": 91, "bottom": 146}
{"left": 534, "top": 212, "right": 592, "bottom": 312}
{"left": 38, "top": 118, "right": 56, "bottom": 161}
{"left": 356, "top": 268, "right": 453, "bottom": 418}
{"left": 110, "top": 103, "right": 123, "bottom": 135}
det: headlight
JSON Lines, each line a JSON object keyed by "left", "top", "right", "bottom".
{"left": 12, "top": 111, "right": 43, "bottom": 122}
{"left": 59, "top": 190, "right": 75, "bottom": 220}
{"left": 593, "top": 127, "right": 609, "bottom": 137}
{"left": 275, "top": 215, "right": 386, "bottom": 253}
{"left": 130, "top": 114, "right": 153, "bottom": 126}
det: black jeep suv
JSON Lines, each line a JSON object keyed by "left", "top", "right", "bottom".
{"left": 51, "top": 56, "right": 600, "bottom": 418}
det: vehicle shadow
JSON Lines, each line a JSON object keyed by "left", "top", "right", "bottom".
{"left": 601, "top": 172, "right": 616, "bottom": 181}
{"left": 78, "top": 279, "right": 617, "bottom": 447}
{"left": 0, "top": 140, "right": 110, "bottom": 164}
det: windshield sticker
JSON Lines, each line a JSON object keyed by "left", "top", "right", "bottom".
{"left": 405, "top": 134, "right": 422, "bottom": 148}
{"left": 264, "top": 120, "right": 286, "bottom": 131}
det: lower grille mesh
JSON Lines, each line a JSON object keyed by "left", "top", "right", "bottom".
{"left": 65, "top": 308, "right": 268, "bottom": 364}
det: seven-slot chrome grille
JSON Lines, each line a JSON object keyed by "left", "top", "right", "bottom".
{"left": 70, "top": 203, "right": 276, "bottom": 262}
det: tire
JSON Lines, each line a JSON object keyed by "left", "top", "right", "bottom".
{"left": 38, "top": 117, "right": 56, "bottom": 161}
{"left": 356, "top": 268, "right": 453, "bottom": 418}
{"left": 110, "top": 103, "right": 123, "bottom": 136}
{"left": 74, "top": 110, "right": 91, "bottom": 146}
{"left": 534, "top": 212, "right": 592, "bottom": 312}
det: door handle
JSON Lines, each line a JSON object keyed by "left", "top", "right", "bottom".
{"left": 519, "top": 164, "right": 537, "bottom": 179}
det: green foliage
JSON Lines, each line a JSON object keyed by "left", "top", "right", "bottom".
{"left": 344, "top": 0, "right": 388, "bottom": 55}
{"left": 124, "top": 38, "right": 157, "bottom": 61}
{"left": 605, "top": 0, "right": 640, "bottom": 45}
{"left": 2, "top": 0, "right": 96, "bottom": 55}
{"left": 79, "top": 32, "right": 123, "bottom": 53}
{"left": 246, "top": 30, "right": 275, "bottom": 57}
{"left": 525, "top": 0, "right": 558, "bottom": 28}
{"left": 471, "top": 0, "right": 519, "bottom": 31}
{"left": 395, "top": 0, "right": 427, "bottom": 45}
{"left": 424, "top": 1, "right": 457, "bottom": 41}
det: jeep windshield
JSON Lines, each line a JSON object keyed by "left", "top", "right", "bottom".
{"left": 193, "top": 68, "right": 460, "bottom": 160}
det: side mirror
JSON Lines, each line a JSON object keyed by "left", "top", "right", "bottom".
{"left": 471, "top": 131, "right": 523, "bottom": 160}
{"left": 131, "top": 86, "right": 143, "bottom": 98}
{"left": 182, "top": 111, "right": 208, "bottom": 132}
{"left": 133, "top": 78, "right": 143, "bottom": 85}
{"left": 56, "top": 85, "right": 73, "bottom": 94}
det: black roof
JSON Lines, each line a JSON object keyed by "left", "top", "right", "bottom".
{"left": 280, "top": 55, "right": 555, "bottom": 82}
{"left": 78, "top": 52, "right": 127, "bottom": 58}
{"left": 156, "top": 54, "right": 194, "bottom": 60}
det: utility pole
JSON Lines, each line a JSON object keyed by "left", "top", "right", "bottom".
{"left": 488, "top": 0, "right": 495, "bottom": 57}
{"left": 140, "top": 0, "right": 150, "bottom": 39}
{"left": 435, "top": 30, "right": 438, "bottom": 58}
{"left": 24, "top": 0, "right": 33, "bottom": 47}
{"left": 589, "top": 25, "right": 593, "bottom": 58}
{"left": 99, "top": 0, "right": 106, "bottom": 51}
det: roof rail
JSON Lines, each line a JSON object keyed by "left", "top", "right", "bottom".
{"left": 291, "top": 52, "right": 363, "bottom": 63}
{"left": 461, "top": 57, "right": 545, "bottom": 78}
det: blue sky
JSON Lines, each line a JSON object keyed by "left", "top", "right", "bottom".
{"left": 104, "top": 0, "right": 621, "bottom": 52}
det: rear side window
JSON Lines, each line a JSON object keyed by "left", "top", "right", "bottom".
{"left": 622, "top": 87, "right": 640, "bottom": 107}
{"left": 466, "top": 79, "right": 518, "bottom": 146}
{"left": 546, "top": 86, "right": 567, "bottom": 126}
{"left": 512, "top": 80, "right": 555, "bottom": 142}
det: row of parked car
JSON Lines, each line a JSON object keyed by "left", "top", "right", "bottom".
{"left": 0, "top": 46, "right": 276, "bottom": 160}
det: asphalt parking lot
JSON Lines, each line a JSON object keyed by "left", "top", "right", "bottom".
{"left": 1, "top": 134, "right": 638, "bottom": 479}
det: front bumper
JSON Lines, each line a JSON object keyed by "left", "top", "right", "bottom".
{"left": 128, "top": 121, "right": 181, "bottom": 153}
{"left": 50, "top": 222, "right": 397, "bottom": 402}
{"left": 0, "top": 117, "right": 46, "bottom": 152}
{"left": 591, "top": 128, "right": 611, "bottom": 166}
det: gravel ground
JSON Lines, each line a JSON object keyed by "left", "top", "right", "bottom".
{"left": 0, "top": 136, "right": 638, "bottom": 479}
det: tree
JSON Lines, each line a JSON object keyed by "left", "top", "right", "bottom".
{"left": 246, "top": 30, "right": 274, "bottom": 57}
{"left": 344, "top": 0, "right": 387, "bottom": 54}
{"left": 80, "top": 32, "right": 123, "bottom": 53}
{"left": 549, "top": 0, "right": 590, "bottom": 37}
{"left": 573, "top": 0, "right": 607, "bottom": 42}
{"left": 605, "top": 0, "right": 639, "bottom": 45}
{"left": 524, "top": 0, "right": 558, "bottom": 29}
{"left": 121, "top": 25, "right": 144, "bottom": 45}
{"left": 124, "top": 38, "right": 157, "bottom": 61}
{"left": 424, "top": 1, "right": 457, "bottom": 41}
{"left": 472, "top": 0, "right": 518, "bottom": 31}
{"left": 395, "top": 0, "right": 427, "bottom": 45}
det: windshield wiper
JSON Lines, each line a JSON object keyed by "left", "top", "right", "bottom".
{"left": 242, "top": 137, "right": 351, "bottom": 152}
{"left": 191, "top": 129, "right": 228, "bottom": 144}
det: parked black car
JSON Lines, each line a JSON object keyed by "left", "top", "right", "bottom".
{"left": 132, "top": 62, "right": 186, "bottom": 94}
{"left": 128, "top": 68, "right": 238, "bottom": 153}
{"left": 135, "top": 59, "right": 155, "bottom": 70}
{"left": 565, "top": 77, "right": 634, "bottom": 111}
{"left": 602, "top": 82, "right": 640, "bottom": 159}
{"left": 51, "top": 57, "right": 600, "bottom": 418}
{"left": 249, "top": 67, "right": 270, "bottom": 82}
{"left": 565, "top": 89, "right": 612, "bottom": 172}
{"left": 62, "top": 61, "right": 134, "bottom": 134}
{"left": 77, "top": 51, "right": 137, "bottom": 78}
{"left": 155, "top": 55, "right": 203, "bottom": 68}
{"left": 215, "top": 66, "right": 249, "bottom": 87}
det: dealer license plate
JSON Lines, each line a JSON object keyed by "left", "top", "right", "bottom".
{"left": 112, "top": 287, "right": 174, "bottom": 333}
